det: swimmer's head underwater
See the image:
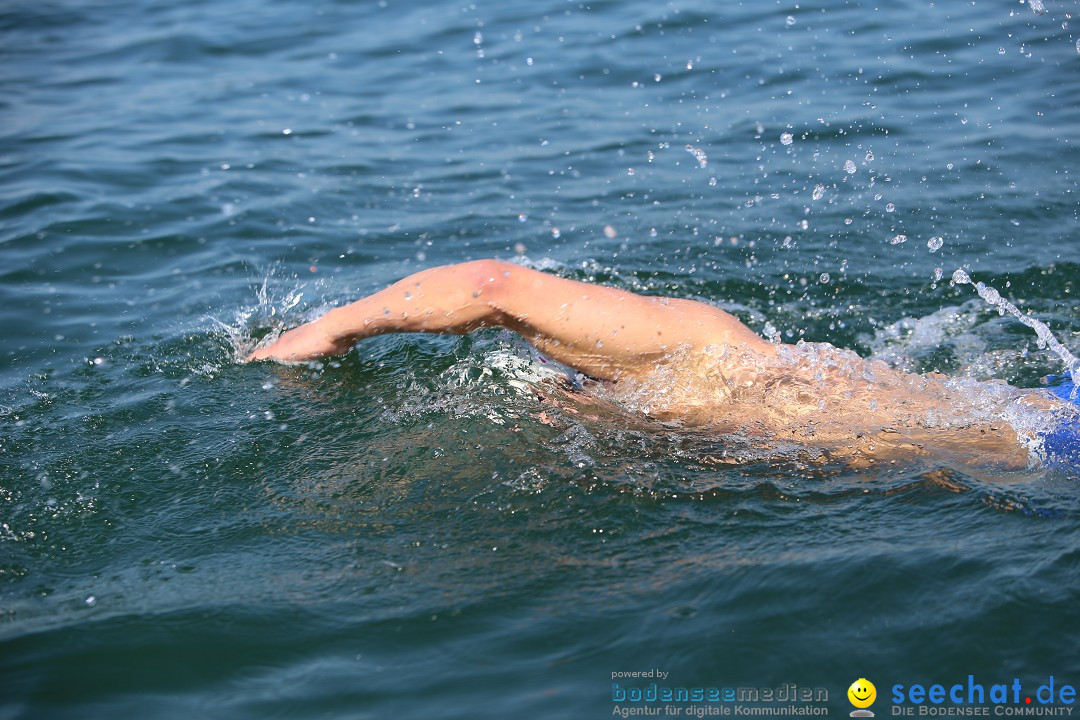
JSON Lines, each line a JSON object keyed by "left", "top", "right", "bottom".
{"left": 245, "top": 259, "right": 1078, "bottom": 471}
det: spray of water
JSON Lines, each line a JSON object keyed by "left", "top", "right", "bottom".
{"left": 210, "top": 277, "right": 308, "bottom": 362}
{"left": 952, "top": 268, "right": 1080, "bottom": 392}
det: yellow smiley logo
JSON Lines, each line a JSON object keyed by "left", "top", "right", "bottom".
{"left": 848, "top": 678, "right": 877, "bottom": 709}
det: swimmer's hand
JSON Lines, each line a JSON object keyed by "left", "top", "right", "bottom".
{"left": 245, "top": 316, "right": 354, "bottom": 363}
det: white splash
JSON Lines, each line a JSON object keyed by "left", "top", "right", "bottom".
{"left": 684, "top": 145, "right": 708, "bottom": 168}
{"left": 952, "top": 268, "right": 1080, "bottom": 385}
{"left": 213, "top": 278, "right": 307, "bottom": 362}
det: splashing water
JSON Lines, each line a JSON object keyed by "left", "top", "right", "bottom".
{"left": 684, "top": 145, "right": 708, "bottom": 168}
{"left": 952, "top": 269, "right": 1080, "bottom": 389}
{"left": 210, "top": 277, "right": 308, "bottom": 362}
{"left": 591, "top": 337, "right": 1054, "bottom": 469}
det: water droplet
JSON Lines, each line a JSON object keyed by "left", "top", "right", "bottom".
{"left": 514, "top": 242, "right": 527, "bottom": 255}
{"left": 551, "top": 227, "right": 561, "bottom": 239}
{"left": 786, "top": 15, "right": 796, "bottom": 26}
{"left": 85, "top": 595, "right": 97, "bottom": 607}
{"left": 603, "top": 225, "right": 617, "bottom": 238}
{"left": 780, "top": 132, "right": 794, "bottom": 146}
{"left": 885, "top": 202, "right": 896, "bottom": 212}
{"left": 888, "top": 234, "right": 908, "bottom": 245}
{"left": 685, "top": 145, "right": 708, "bottom": 167}
{"left": 517, "top": 213, "right": 527, "bottom": 222}
{"left": 927, "top": 236, "right": 944, "bottom": 252}
{"left": 282, "top": 128, "right": 292, "bottom": 135}
{"left": 1028, "top": 0, "right": 1046, "bottom": 15}
{"left": 708, "top": 177, "right": 717, "bottom": 187}
{"left": 844, "top": 159, "right": 857, "bottom": 174}
{"left": 819, "top": 272, "right": 830, "bottom": 284}
{"left": 865, "top": 149, "right": 875, "bottom": 162}
{"left": 473, "top": 31, "right": 483, "bottom": 44}
{"left": 952, "top": 268, "right": 971, "bottom": 284}
{"left": 812, "top": 185, "right": 825, "bottom": 200}
{"left": 998, "top": 47, "right": 1006, "bottom": 54}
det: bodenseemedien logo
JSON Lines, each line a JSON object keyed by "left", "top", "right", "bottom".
{"left": 849, "top": 678, "right": 877, "bottom": 717}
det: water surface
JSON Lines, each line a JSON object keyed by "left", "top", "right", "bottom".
{"left": 2, "top": 1, "right": 1079, "bottom": 718}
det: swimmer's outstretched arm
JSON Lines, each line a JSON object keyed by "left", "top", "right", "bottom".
{"left": 245, "top": 259, "right": 774, "bottom": 380}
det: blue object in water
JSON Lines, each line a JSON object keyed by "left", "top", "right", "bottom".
{"left": 1041, "top": 379, "right": 1080, "bottom": 465}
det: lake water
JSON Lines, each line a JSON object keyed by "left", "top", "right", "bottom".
{"left": 2, "top": 0, "right": 1079, "bottom": 718}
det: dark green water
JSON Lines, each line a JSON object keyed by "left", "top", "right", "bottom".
{"left": 2, "top": 1, "right": 1079, "bottom": 718}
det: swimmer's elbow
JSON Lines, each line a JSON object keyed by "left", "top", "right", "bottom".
{"left": 452, "top": 259, "right": 514, "bottom": 303}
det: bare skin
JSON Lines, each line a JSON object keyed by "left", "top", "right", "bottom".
{"left": 246, "top": 259, "right": 776, "bottom": 377}
{"left": 247, "top": 259, "right": 1062, "bottom": 469}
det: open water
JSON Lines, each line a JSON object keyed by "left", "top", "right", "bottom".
{"left": 2, "top": 1, "right": 1079, "bottom": 718}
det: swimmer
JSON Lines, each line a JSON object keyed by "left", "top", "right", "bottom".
{"left": 246, "top": 259, "right": 1077, "bottom": 469}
